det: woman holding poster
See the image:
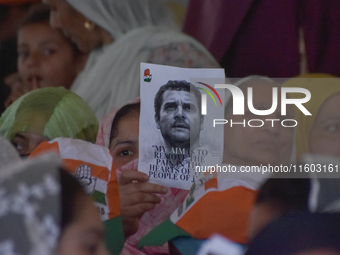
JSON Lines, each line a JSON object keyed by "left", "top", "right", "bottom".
{"left": 96, "top": 98, "right": 189, "bottom": 254}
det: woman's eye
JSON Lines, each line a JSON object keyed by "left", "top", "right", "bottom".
{"left": 12, "top": 142, "right": 24, "bottom": 151}
{"left": 119, "top": 150, "right": 133, "bottom": 157}
{"left": 18, "top": 51, "right": 29, "bottom": 59}
{"left": 44, "top": 48, "right": 56, "bottom": 56}
{"left": 326, "top": 124, "right": 339, "bottom": 133}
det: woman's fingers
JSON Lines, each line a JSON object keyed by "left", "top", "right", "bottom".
{"left": 120, "top": 191, "right": 161, "bottom": 206}
{"left": 120, "top": 181, "right": 168, "bottom": 195}
{"left": 119, "top": 169, "right": 168, "bottom": 194}
{"left": 119, "top": 169, "right": 149, "bottom": 185}
{"left": 118, "top": 169, "right": 168, "bottom": 238}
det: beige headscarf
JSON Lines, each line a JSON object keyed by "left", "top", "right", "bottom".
{"left": 283, "top": 74, "right": 340, "bottom": 161}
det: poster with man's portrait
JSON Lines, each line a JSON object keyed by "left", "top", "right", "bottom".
{"left": 139, "top": 63, "right": 225, "bottom": 190}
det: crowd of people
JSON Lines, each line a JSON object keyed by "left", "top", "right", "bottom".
{"left": 1, "top": 0, "right": 340, "bottom": 255}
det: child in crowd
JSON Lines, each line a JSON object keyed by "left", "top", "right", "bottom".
{"left": 5, "top": 4, "right": 86, "bottom": 107}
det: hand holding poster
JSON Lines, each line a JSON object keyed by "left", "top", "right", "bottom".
{"left": 139, "top": 63, "right": 225, "bottom": 190}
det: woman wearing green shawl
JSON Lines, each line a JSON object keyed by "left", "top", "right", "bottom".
{"left": 0, "top": 87, "right": 99, "bottom": 156}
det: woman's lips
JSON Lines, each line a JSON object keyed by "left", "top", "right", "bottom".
{"left": 255, "top": 140, "right": 279, "bottom": 150}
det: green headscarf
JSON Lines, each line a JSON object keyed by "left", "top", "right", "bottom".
{"left": 0, "top": 87, "right": 99, "bottom": 143}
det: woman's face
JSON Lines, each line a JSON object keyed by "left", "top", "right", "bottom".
{"left": 110, "top": 113, "right": 139, "bottom": 169}
{"left": 58, "top": 195, "right": 109, "bottom": 255}
{"left": 223, "top": 81, "right": 294, "bottom": 166}
{"left": 42, "top": 0, "right": 104, "bottom": 53}
{"left": 11, "top": 132, "right": 49, "bottom": 157}
{"left": 309, "top": 93, "right": 340, "bottom": 157}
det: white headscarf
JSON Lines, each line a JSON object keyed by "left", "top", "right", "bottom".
{"left": 66, "top": 0, "right": 219, "bottom": 120}
{"left": 0, "top": 154, "right": 61, "bottom": 255}
{"left": 65, "top": 0, "right": 175, "bottom": 40}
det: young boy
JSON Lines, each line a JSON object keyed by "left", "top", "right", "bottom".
{"left": 5, "top": 4, "right": 86, "bottom": 107}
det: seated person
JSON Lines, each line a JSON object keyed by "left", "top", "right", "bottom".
{"left": 96, "top": 99, "right": 188, "bottom": 254}
{"left": 247, "top": 74, "right": 340, "bottom": 241}
{"left": 223, "top": 76, "right": 294, "bottom": 167}
{"left": 5, "top": 4, "right": 86, "bottom": 107}
{"left": 0, "top": 87, "right": 98, "bottom": 157}
{"left": 0, "top": 0, "right": 38, "bottom": 114}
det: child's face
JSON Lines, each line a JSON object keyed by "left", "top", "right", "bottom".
{"left": 18, "top": 22, "right": 83, "bottom": 90}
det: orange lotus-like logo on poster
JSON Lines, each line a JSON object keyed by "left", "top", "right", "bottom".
{"left": 144, "top": 68, "right": 152, "bottom": 82}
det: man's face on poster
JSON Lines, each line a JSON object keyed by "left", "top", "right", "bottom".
{"left": 156, "top": 90, "right": 203, "bottom": 148}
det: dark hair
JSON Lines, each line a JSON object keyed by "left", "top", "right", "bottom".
{"left": 0, "top": 3, "right": 32, "bottom": 22}
{"left": 0, "top": 5, "right": 10, "bottom": 22}
{"left": 60, "top": 168, "right": 86, "bottom": 232}
{"left": 246, "top": 212, "right": 340, "bottom": 255}
{"left": 18, "top": 3, "right": 50, "bottom": 27}
{"left": 109, "top": 102, "right": 140, "bottom": 143}
{"left": 18, "top": 4, "right": 80, "bottom": 55}
{"left": 154, "top": 80, "right": 202, "bottom": 122}
{"left": 256, "top": 176, "right": 310, "bottom": 213}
